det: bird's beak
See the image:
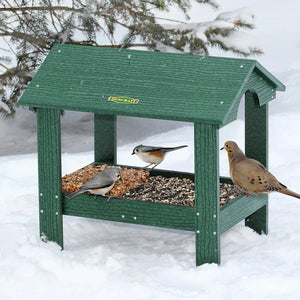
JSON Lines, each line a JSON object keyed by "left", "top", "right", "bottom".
{"left": 131, "top": 151, "right": 135, "bottom": 155}
{"left": 220, "top": 147, "right": 224, "bottom": 150}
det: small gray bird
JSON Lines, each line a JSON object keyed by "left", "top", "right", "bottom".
{"left": 221, "top": 141, "right": 300, "bottom": 199}
{"left": 65, "top": 167, "right": 122, "bottom": 199}
{"left": 132, "top": 144, "right": 188, "bottom": 170}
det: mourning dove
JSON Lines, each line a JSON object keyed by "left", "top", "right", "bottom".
{"left": 132, "top": 144, "right": 188, "bottom": 169}
{"left": 221, "top": 141, "right": 300, "bottom": 199}
{"left": 65, "top": 167, "right": 122, "bottom": 199}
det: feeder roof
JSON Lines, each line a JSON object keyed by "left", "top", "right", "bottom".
{"left": 19, "top": 44, "right": 285, "bottom": 125}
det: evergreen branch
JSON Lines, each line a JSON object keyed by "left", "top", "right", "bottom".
{"left": 0, "top": 31, "right": 50, "bottom": 49}
{"left": 0, "top": 4, "right": 119, "bottom": 17}
{"left": 0, "top": 0, "right": 262, "bottom": 117}
{"left": 0, "top": 62, "right": 10, "bottom": 71}
{"left": 0, "top": 5, "right": 85, "bottom": 13}
{"left": 47, "top": 0, "right": 61, "bottom": 33}
{"left": 66, "top": 41, "right": 151, "bottom": 49}
{"left": 155, "top": 16, "right": 187, "bottom": 24}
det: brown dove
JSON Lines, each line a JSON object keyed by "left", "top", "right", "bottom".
{"left": 221, "top": 141, "right": 300, "bottom": 199}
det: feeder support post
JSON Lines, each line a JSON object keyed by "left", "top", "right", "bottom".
{"left": 36, "top": 108, "right": 63, "bottom": 248}
{"left": 245, "top": 91, "right": 269, "bottom": 234}
{"left": 94, "top": 114, "right": 116, "bottom": 164}
{"left": 194, "top": 123, "right": 220, "bottom": 265}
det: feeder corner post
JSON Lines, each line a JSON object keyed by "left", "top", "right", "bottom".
{"left": 94, "top": 114, "right": 117, "bottom": 164}
{"left": 194, "top": 123, "right": 220, "bottom": 265}
{"left": 36, "top": 108, "right": 63, "bottom": 248}
{"left": 245, "top": 90, "right": 269, "bottom": 235}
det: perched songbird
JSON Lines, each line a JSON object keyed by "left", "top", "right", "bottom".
{"left": 132, "top": 144, "right": 188, "bottom": 170}
{"left": 221, "top": 141, "right": 300, "bottom": 199}
{"left": 65, "top": 167, "right": 122, "bottom": 199}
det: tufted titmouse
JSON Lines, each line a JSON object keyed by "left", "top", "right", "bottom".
{"left": 131, "top": 144, "right": 188, "bottom": 169}
{"left": 65, "top": 167, "right": 122, "bottom": 199}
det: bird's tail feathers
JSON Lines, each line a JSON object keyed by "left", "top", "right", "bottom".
{"left": 65, "top": 189, "right": 84, "bottom": 199}
{"left": 279, "top": 188, "right": 300, "bottom": 199}
{"left": 166, "top": 145, "right": 188, "bottom": 152}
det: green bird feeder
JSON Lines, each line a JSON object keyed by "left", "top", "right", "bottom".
{"left": 19, "top": 44, "right": 285, "bottom": 266}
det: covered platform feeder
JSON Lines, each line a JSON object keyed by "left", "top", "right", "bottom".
{"left": 19, "top": 44, "right": 285, "bottom": 266}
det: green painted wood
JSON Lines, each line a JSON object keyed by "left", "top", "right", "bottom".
{"left": 63, "top": 162, "right": 270, "bottom": 236}
{"left": 63, "top": 191, "right": 268, "bottom": 236}
{"left": 63, "top": 194, "right": 195, "bottom": 231}
{"left": 245, "top": 91, "right": 268, "bottom": 234}
{"left": 194, "top": 123, "right": 220, "bottom": 265}
{"left": 36, "top": 108, "right": 63, "bottom": 248}
{"left": 245, "top": 204, "right": 268, "bottom": 234}
{"left": 220, "top": 194, "right": 268, "bottom": 234}
{"left": 223, "top": 69, "right": 280, "bottom": 125}
{"left": 94, "top": 114, "right": 116, "bottom": 164}
{"left": 19, "top": 44, "right": 285, "bottom": 126}
{"left": 220, "top": 176, "right": 233, "bottom": 184}
{"left": 253, "top": 62, "right": 285, "bottom": 92}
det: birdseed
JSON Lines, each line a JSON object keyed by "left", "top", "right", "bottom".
{"left": 62, "top": 165, "right": 240, "bottom": 206}
{"left": 121, "top": 175, "right": 240, "bottom": 207}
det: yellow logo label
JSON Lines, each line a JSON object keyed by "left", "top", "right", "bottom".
{"left": 108, "top": 96, "right": 140, "bottom": 104}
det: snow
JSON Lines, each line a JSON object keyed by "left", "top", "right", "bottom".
{"left": 161, "top": 7, "right": 257, "bottom": 55}
{"left": 1, "top": 0, "right": 300, "bottom": 298}
{"left": 2, "top": 120, "right": 300, "bottom": 299}
{"left": 216, "top": 7, "right": 255, "bottom": 26}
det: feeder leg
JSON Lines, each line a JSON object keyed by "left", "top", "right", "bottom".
{"left": 94, "top": 114, "right": 116, "bottom": 164}
{"left": 36, "top": 108, "right": 63, "bottom": 248}
{"left": 194, "top": 123, "right": 220, "bottom": 265}
{"left": 245, "top": 91, "right": 268, "bottom": 234}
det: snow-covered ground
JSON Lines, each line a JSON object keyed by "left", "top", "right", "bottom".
{"left": 1, "top": 0, "right": 300, "bottom": 299}
{"left": 2, "top": 122, "right": 300, "bottom": 299}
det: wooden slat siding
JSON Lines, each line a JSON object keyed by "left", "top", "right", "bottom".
{"left": 244, "top": 91, "right": 268, "bottom": 234}
{"left": 219, "top": 194, "right": 268, "bottom": 234}
{"left": 19, "top": 44, "right": 285, "bottom": 126}
{"left": 63, "top": 195, "right": 195, "bottom": 231}
{"left": 223, "top": 70, "right": 278, "bottom": 125}
{"left": 244, "top": 70, "right": 276, "bottom": 105}
{"left": 37, "top": 108, "right": 63, "bottom": 248}
{"left": 254, "top": 62, "right": 285, "bottom": 92}
{"left": 194, "top": 123, "right": 220, "bottom": 265}
{"left": 62, "top": 191, "right": 267, "bottom": 236}
{"left": 94, "top": 114, "right": 116, "bottom": 164}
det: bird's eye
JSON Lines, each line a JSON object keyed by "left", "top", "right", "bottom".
{"left": 136, "top": 149, "right": 139, "bottom": 152}
{"left": 225, "top": 144, "right": 229, "bottom": 148}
